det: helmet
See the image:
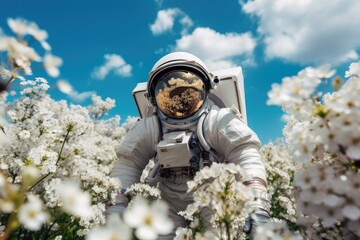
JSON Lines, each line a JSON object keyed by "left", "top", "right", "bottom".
{"left": 147, "top": 52, "right": 213, "bottom": 125}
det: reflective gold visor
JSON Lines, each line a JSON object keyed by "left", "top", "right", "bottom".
{"left": 155, "top": 70, "right": 206, "bottom": 119}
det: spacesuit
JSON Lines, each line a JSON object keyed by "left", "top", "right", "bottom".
{"left": 109, "top": 52, "right": 270, "bottom": 239}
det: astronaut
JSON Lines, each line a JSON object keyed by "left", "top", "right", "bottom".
{"left": 108, "top": 52, "right": 270, "bottom": 239}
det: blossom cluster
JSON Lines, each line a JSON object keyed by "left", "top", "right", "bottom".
{"left": 87, "top": 161, "right": 172, "bottom": 240}
{"left": 260, "top": 142, "right": 297, "bottom": 224}
{"left": 126, "top": 159, "right": 161, "bottom": 201}
{"left": 0, "top": 77, "right": 125, "bottom": 238}
{"left": 254, "top": 221, "right": 302, "bottom": 240}
{"left": 87, "top": 197, "right": 173, "bottom": 240}
{"left": 268, "top": 62, "right": 360, "bottom": 163}
{"left": 0, "top": 18, "right": 62, "bottom": 83}
{"left": 267, "top": 61, "right": 360, "bottom": 239}
{"left": 176, "top": 163, "right": 254, "bottom": 240}
{"left": 294, "top": 164, "right": 360, "bottom": 238}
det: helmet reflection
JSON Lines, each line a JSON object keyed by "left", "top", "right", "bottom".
{"left": 155, "top": 71, "right": 206, "bottom": 119}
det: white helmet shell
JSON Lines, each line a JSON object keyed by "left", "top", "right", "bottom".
{"left": 147, "top": 52, "right": 212, "bottom": 103}
{"left": 150, "top": 52, "right": 209, "bottom": 73}
{"left": 147, "top": 52, "right": 213, "bottom": 126}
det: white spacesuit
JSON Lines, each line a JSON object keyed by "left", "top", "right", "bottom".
{"left": 109, "top": 52, "right": 270, "bottom": 239}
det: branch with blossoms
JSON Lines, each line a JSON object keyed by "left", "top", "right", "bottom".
{"left": 0, "top": 80, "right": 89, "bottom": 239}
{"left": 0, "top": 18, "right": 62, "bottom": 89}
{"left": 0, "top": 62, "right": 123, "bottom": 239}
{"left": 175, "top": 163, "right": 255, "bottom": 240}
{"left": 267, "top": 63, "right": 360, "bottom": 165}
{"left": 266, "top": 61, "right": 360, "bottom": 239}
{"left": 0, "top": 79, "right": 126, "bottom": 239}
{"left": 0, "top": 75, "right": 164, "bottom": 240}
{"left": 0, "top": 17, "right": 62, "bottom": 147}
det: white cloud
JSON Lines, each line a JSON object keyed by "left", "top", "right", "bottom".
{"left": 241, "top": 0, "right": 360, "bottom": 65}
{"left": 57, "top": 79, "right": 95, "bottom": 102}
{"left": 150, "top": 8, "right": 193, "bottom": 35}
{"left": 174, "top": 27, "right": 256, "bottom": 70}
{"left": 92, "top": 54, "right": 132, "bottom": 80}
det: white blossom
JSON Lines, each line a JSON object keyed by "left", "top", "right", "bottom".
{"left": 7, "top": 18, "right": 50, "bottom": 50}
{"left": 86, "top": 214, "right": 131, "bottom": 240}
{"left": 302, "top": 64, "right": 335, "bottom": 79}
{"left": 126, "top": 183, "right": 161, "bottom": 200}
{"left": 7, "top": 18, "right": 31, "bottom": 36}
{"left": 174, "top": 227, "right": 193, "bottom": 240}
{"left": 87, "top": 95, "right": 116, "bottom": 118}
{"left": 0, "top": 199, "right": 15, "bottom": 213}
{"left": 18, "top": 195, "right": 48, "bottom": 231}
{"left": 254, "top": 221, "right": 302, "bottom": 240}
{"left": 56, "top": 180, "right": 93, "bottom": 218}
{"left": 21, "top": 165, "right": 41, "bottom": 184}
{"left": 316, "top": 206, "right": 343, "bottom": 228}
{"left": 345, "top": 61, "right": 360, "bottom": 77}
{"left": 267, "top": 74, "right": 321, "bottom": 106}
{"left": 124, "top": 197, "right": 173, "bottom": 240}
{"left": 0, "top": 66, "right": 12, "bottom": 81}
{"left": 181, "top": 163, "right": 252, "bottom": 239}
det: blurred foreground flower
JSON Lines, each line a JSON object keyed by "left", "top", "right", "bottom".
{"left": 87, "top": 196, "right": 172, "bottom": 240}
{"left": 18, "top": 195, "right": 48, "bottom": 231}
{"left": 124, "top": 197, "right": 174, "bottom": 240}
{"left": 56, "top": 180, "right": 93, "bottom": 218}
{"left": 0, "top": 17, "right": 61, "bottom": 91}
{"left": 2, "top": 37, "right": 41, "bottom": 75}
{"left": 86, "top": 214, "right": 131, "bottom": 240}
{"left": 254, "top": 221, "right": 302, "bottom": 240}
{"left": 7, "top": 18, "right": 50, "bottom": 51}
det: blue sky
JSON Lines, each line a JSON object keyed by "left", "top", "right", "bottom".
{"left": 1, "top": 0, "right": 360, "bottom": 144}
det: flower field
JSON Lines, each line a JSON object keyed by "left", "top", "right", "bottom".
{"left": 1, "top": 18, "right": 359, "bottom": 240}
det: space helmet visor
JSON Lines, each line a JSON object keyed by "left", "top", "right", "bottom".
{"left": 154, "top": 70, "right": 206, "bottom": 119}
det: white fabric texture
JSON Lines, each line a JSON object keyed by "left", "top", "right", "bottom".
{"left": 203, "top": 106, "right": 266, "bottom": 181}
{"left": 110, "top": 115, "right": 160, "bottom": 190}
{"left": 110, "top": 106, "right": 267, "bottom": 238}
